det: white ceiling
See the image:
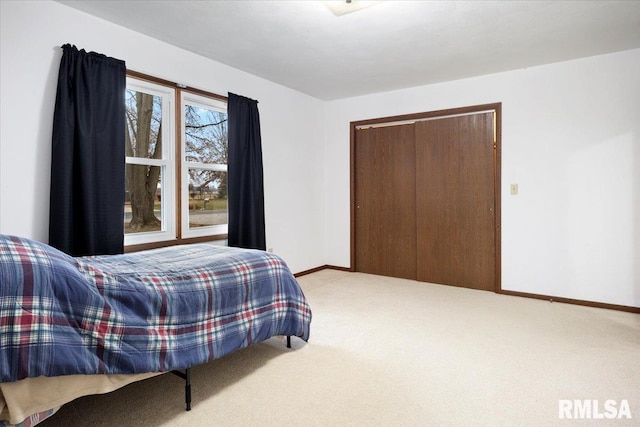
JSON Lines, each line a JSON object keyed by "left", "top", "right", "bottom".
{"left": 58, "top": 0, "right": 640, "bottom": 100}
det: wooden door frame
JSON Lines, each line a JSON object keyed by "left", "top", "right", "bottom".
{"left": 350, "top": 102, "right": 502, "bottom": 292}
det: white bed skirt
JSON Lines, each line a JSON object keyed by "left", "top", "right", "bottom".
{"left": 0, "top": 372, "right": 160, "bottom": 426}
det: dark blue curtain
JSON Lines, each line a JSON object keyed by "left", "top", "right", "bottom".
{"left": 49, "top": 44, "right": 126, "bottom": 256}
{"left": 227, "top": 93, "right": 266, "bottom": 250}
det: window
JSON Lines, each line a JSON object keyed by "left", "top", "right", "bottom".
{"left": 124, "top": 73, "right": 227, "bottom": 248}
{"left": 181, "top": 92, "right": 228, "bottom": 239}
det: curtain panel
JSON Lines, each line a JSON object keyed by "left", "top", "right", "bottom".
{"left": 227, "top": 93, "right": 266, "bottom": 250}
{"left": 49, "top": 44, "right": 126, "bottom": 256}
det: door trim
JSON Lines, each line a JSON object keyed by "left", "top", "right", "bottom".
{"left": 350, "top": 102, "right": 502, "bottom": 292}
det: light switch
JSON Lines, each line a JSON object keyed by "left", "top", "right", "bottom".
{"left": 510, "top": 184, "right": 519, "bottom": 195}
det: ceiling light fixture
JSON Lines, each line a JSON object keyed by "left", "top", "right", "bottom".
{"left": 324, "top": 1, "right": 382, "bottom": 17}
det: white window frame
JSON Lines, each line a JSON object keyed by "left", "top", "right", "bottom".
{"left": 124, "top": 78, "right": 176, "bottom": 246}
{"left": 180, "top": 91, "right": 228, "bottom": 239}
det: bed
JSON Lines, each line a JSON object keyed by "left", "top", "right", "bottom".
{"left": 0, "top": 234, "right": 311, "bottom": 426}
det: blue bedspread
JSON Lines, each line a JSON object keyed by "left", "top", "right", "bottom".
{"left": 0, "top": 235, "right": 311, "bottom": 382}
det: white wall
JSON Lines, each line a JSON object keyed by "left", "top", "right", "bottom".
{"left": 325, "top": 49, "right": 640, "bottom": 307}
{"left": 0, "top": 0, "right": 326, "bottom": 274}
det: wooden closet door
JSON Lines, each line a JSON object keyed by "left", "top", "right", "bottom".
{"left": 415, "top": 113, "right": 496, "bottom": 291}
{"left": 355, "top": 124, "right": 417, "bottom": 280}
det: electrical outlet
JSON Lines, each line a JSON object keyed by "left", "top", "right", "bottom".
{"left": 510, "top": 184, "right": 519, "bottom": 195}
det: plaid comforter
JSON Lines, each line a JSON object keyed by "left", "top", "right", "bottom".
{"left": 0, "top": 235, "right": 311, "bottom": 382}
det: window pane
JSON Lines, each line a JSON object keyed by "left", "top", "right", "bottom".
{"left": 184, "top": 104, "right": 227, "bottom": 165}
{"left": 188, "top": 169, "right": 227, "bottom": 228}
{"left": 126, "top": 89, "right": 163, "bottom": 159}
{"left": 125, "top": 164, "right": 163, "bottom": 234}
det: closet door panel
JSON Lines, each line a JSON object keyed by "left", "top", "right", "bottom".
{"left": 415, "top": 113, "right": 495, "bottom": 290}
{"left": 355, "top": 124, "right": 416, "bottom": 279}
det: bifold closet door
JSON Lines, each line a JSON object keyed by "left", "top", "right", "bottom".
{"left": 415, "top": 113, "right": 496, "bottom": 291}
{"left": 354, "top": 124, "right": 417, "bottom": 280}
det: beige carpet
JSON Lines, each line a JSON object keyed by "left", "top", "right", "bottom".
{"left": 40, "top": 270, "right": 639, "bottom": 426}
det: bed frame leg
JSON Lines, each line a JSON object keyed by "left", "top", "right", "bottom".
{"left": 287, "top": 335, "right": 291, "bottom": 348}
{"left": 185, "top": 368, "right": 192, "bottom": 411}
{"left": 171, "top": 368, "right": 192, "bottom": 411}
